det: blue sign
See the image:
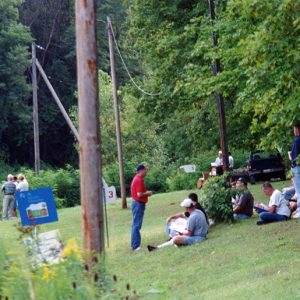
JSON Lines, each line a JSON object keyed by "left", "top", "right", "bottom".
{"left": 16, "top": 187, "right": 58, "bottom": 226}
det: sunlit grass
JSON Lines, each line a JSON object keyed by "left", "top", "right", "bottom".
{"left": 1, "top": 180, "right": 299, "bottom": 299}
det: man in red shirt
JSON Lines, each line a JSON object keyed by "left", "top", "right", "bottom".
{"left": 131, "top": 163, "right": 152, "bottom": 251}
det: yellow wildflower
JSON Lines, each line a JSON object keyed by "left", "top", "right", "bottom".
{"left": 61, "top": 238, "right": 81, "bottom": 259}
{"left": 42, "top": 265, "right": 55, "bottom": 282}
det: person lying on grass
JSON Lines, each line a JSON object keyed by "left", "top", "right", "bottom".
{"left": 255, "top": 182, "right": 290, "bottom": 225}
{"left": 147, "top": 198, "right": 208, "bottom": 251}
{"left": 165, "top": 193, "right": 209, "bottom": 238}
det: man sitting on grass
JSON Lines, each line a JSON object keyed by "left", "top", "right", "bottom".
{"left": 255, "top": 182, "right": 290, "bottom": 225}
{"left": 147, "top": 198, "right": 208, "bottom": 251}
{"left": 165, "top": 193, "right": 209, "bottom": 238}
{"left": 232, "top": 177, "right": 254, "bottom": 220}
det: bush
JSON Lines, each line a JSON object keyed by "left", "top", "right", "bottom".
{"left": 199, "top": 174, "right": 233, "bottom": 223}
{"left": 166, "top": 171, "right": 200, "bottom": 191}
{"left": 22, "top": 166, "right": 80, "bottom": 208}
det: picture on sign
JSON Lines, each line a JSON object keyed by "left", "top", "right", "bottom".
{"left": 16, "top": 187, "right": 58, "bottom": 226}
{"left": 27, "top": 202, "right": 49, "bottom": 219}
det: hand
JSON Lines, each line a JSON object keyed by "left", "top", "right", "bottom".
{"left": 147, "top": 191, "right": 153, "bottom": 196}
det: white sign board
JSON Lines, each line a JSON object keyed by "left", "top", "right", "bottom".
{"left": 179, "top": 164, "right": 196, "bottom": 173}
{"left": 102, "top": 178, "right": 117, "bottom": 204}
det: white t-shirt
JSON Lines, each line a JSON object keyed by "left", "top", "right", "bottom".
{"left": 269, "top": 189, "right": 290, "bottom": 217}
{"left": 229, "top": 156, "right": 234, "bottom": 168}
{"left": 17, "top": 180, "right": 29, "bottom": 192}
{"left": 215, "top": 157, "right": 223, "bottom": 166}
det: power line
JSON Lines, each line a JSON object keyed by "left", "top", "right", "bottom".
{"left": 108, "top": 21, "right": 162, "bottom": 97}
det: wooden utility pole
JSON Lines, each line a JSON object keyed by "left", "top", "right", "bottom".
{"left": 75, "top": 0, "right": 104, "bottom": 253}
{"left": 35, "top": 59, "right": 79, "bottom": 142}
{"left": 207, "top": 0, "right": 229, "bottom": 171}
{"left": 107, "top": 17, "right": 127, "bottom": 209}
{"left": 32, "top": 42, "right": 40, "bottom": 175}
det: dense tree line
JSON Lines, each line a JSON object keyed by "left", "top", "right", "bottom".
{"left": 0, "top": 0, "right": 299, "bottom": 170}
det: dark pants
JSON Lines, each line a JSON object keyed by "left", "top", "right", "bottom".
{"left": 131, "top": 200, "right": 145, "bottom": 250}
{"left": 259, "top": 212, "right": 287, "bottom": 223}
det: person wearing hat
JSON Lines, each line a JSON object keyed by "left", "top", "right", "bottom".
{"left": 232, "top": 177, "right": 254, "bottom": 220}
{"left": 130, "top": 163, "right": 152, "bottom": 251}
{"left": 147, "top": 198, "right": 208, "bottom": 251}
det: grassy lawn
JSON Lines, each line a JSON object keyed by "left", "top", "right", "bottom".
{"left": 1, "top": 180, "right": 300, "bottom": 299}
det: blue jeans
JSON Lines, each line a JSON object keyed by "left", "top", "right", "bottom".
{"left": 131, "top": 200, "right": 145, "bottom": 250}
{"left": 234, "top": 213, "right": 250, "bottom": 220}
{"left": 183, "top": 235, "right": 206, "bottom": 245}
{"left": 292, "top": 166, "right": 300, "bottom": 214}
{"left": 259, "top": 212, "right": 287, "bottom": 223}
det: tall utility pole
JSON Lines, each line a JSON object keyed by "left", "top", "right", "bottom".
{"left": 208, "top": 0, "right": 229, "bottom": 171}
{"left": 107, "top": 17, "right": 127, "bottom": 209}
{"left": 75, "top": 0, "right": 104, "bottom": 253}
{"left": 32, "top": 42, "right": 40, "bottom": 175}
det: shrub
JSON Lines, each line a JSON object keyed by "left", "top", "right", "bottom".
{"left": 199, "top": 174, "right": 233, "bottom": 223}
{"left": 166, "top": 171, "right": 200, "bottom": 191}
{"left": 21, "top": 166, "right": 80, "bottom": 208}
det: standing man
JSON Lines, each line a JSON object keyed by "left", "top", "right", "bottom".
{"left": 130, "top": 163, "right": 152, "bottom": 251}
{"left": 2, "top": 174, "right": 17, "bottom": 221}
{"left": 290, "top": 123, "right": 300, "bottom": 218}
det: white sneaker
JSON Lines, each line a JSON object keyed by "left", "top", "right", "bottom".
{"left": 292, "top": 213, "right": 300, "bottom": 219}
{"left": 132, "top": 247, "right": 141, "bottom": 252}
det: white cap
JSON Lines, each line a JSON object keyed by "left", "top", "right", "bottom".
{"left": 180, "top": 198, "right": 193, "bottom": 208}
{"left": 218, "top": 150, "right": 222, "bottom": 154}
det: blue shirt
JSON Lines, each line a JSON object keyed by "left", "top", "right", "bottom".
{"left": 291, "top": 136, "right": 300, "bottom": 167}
{"left": 2, "top": 181, "right": 16, "bottom": 195}
{"left": 187, "top": 209, "right": 208, "bottom": 237}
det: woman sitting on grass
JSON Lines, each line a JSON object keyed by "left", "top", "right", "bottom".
{"left": 147, "top": 198, "right": 208, "bottom": 251}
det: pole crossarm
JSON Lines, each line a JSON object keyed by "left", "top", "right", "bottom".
{"left": 35, "top": 59, "right": 80, "bottom": 142}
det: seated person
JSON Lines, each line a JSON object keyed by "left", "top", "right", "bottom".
{"left": 232, "top": 177, "right": 254, "bottom": 220}
{"left": 282, "top": 178, "right": 297, "bottom": 213}
{"left": 255, "top": 182, "right": 290, "bottom": 225}
{"left": 165, "top": 193, "right": 209, "bottom": 238}
{"left": 147, "top": 198, "right": 208, "bottom": 251}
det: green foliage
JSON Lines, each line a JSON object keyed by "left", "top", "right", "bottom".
{"left": 23, "top": 166, "right": 80, "bottom": 208}
{"left": 0, "top": 0, "right": 32, "bottom": 163}
{"left": 166, "top": 172, "right": 198, "bottom": 192}
{"left": 199, "top": 174, "right": 233, "bottom": 223}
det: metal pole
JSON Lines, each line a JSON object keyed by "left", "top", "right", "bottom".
{"left": 32, "top": 42, "right": 40, "bottom": 175}
{"left": 107, "top": 17, "right": 127, "bottom": 209}
{"left": 35, "top": 59, "right": 79, "bottom": 142}
{"left": 75, "top": 0, "right": 104, "bottom": 253}
{"left": 208, "top": 0, "right": 229, "bottom": 171}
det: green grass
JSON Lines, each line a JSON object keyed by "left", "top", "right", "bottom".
{"left": 1, "top": 180, "right": 300, "bottom": 299}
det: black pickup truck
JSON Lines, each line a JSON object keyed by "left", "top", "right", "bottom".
{"left": 246, "top": 150, "right": 286, "bottom": 184}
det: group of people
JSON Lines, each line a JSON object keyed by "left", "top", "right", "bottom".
{"left": 2, "top": 173, "right": 29, "bottom": 221}
{"left": 232, "top": 178, "right": 291, "bottom": 225}
{"left": 130, "top": 164, "right": 209, "bottom": 252}
{"left": 129, "top": 123, "right": 300, "bottom": 252}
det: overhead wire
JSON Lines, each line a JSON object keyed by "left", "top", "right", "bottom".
{"left": 108, "top": 21, "right": 162, "bottom": 97}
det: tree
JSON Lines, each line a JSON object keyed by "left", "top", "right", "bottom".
{"left": 0, "top": 0, "right": 32, "bottom": 163}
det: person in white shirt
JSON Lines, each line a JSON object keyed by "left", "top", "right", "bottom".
{"left": 228, "top": 152, "right": 234, "bottom": 169}
{"left": 16, "top": 173, "right": 29, "bottom": 192}
{"left": 215, "top": 151, "right": 223, "bottom": 166}
{"left": 256, "top": 182, "right": 290, "bottom": 225}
